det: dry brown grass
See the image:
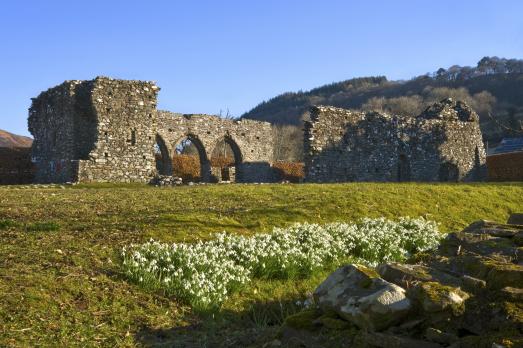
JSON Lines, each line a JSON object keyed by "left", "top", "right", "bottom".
{"left": 273, "top": 161, "right": 305, "bottom": 182}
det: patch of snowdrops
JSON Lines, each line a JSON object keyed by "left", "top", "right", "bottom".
{"left": 121, "top": 217, "right": 440, "bottom": 309}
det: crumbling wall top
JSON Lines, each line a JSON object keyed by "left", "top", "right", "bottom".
{"left": 418, "top": 98, "right": 479, "bottom": 122}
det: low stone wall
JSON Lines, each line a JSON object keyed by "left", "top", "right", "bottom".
{"left": 279, "top": 216, "right": 523, "bottom": 347}
{"left": 0, "top": 147, "right": 34, "bottom": 184}
{"left": 486, "top": 151, "right": 523, "bottom": 181}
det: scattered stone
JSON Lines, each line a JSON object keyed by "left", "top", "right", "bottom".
{"left": 314, "top": 264, "right": 411, "bottom": 331}
{"left": 514, "top": 231, "right": 523, "bottom": 247}
{"left": 151, "top": 175, "right": 183, "bottom": 187}
{"left": 378, "top": 262, "right": 460, "bottom": 288}
{"left": 508, "top": 213, "right": 523, "bottom": 225}
{"left": 424, "top": 327, "right": 458, "bottom": 345}
{"left": 468, "top": 258, "right": 523, "bottom": 290}
{"left": 364, "top": 332, "right": 442, "bottom": 348}
{"left": 275, "top": 218, "right": 523, "bottom": 348}
{"left": 500, "top": 287, "right": 523, "bottom": 302}
{"left": 439, "top": 231, "right": 518, "bottom": 261}
{"left": 461, "top": 275, "right": 486, "bottom": 292}
{"left": 407, "top": 282, "right": 469, "bottom": 316}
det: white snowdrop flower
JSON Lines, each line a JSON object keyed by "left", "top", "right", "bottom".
{"left": 121, "top": 217, "right": 439, "bottom": 309}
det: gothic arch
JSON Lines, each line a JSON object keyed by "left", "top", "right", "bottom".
{"left": 154, "top": 134, "right": 172, "bottom": 175}
{"left": 210, "top": 135, "right": 243, "bottom": 182}
{"left": 172, "top": 134, "right": 211, "bottom": 182}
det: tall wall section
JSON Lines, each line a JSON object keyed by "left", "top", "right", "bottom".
{"left": 29, "top": 80, "right": 93, "bottom": 182}
{"left": 304, "top": 106, "right": 403, "bottom": 182}
{"left": 29, "top": 77, "right": 160, "bottom": 183}
{"left": 76, "top": 78, "right": 159, "bottom": 182}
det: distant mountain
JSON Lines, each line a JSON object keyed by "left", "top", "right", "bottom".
{"left": 241, "top": 57, "right": 523, "bottom": 144}
{"left": 0, "top": 129, "right": 33, "bottom": 148}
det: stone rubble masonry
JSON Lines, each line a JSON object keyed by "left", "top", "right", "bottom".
{"left": 304, "top": 98, "right": 487, "bottom": 182}
{"left": 28, "top": 77, "right": 275, "bottom": 183}
{"left": 157, "top": 111, "right": 274, "bottom": 183}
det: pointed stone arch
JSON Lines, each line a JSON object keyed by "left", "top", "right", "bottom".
{"left": 154, "top": 134, "right": 173, "bottom": 175}
{"left": 210, "top": 135, "right": 243, "bottom": 182}
{"left": 172, "top": 134, "right": 211, "bottom": 182}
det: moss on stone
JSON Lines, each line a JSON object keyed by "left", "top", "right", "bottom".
{"left": 353, "top": 264, "right": 380, "bottom": 289}
{"left": 354, "top": 264, "right": 380, "bottom": 279}
{"left": 320, "top": 317, "right": 351, "bottom": 330}
{"left": 482, "top": 238, "right": 515, "bottom": 248}
{"left": 406, "top": 251, "right": 433, "bottom": 264}
{"left": 284, "top": 308, "right": 322, "bottom": 332}
{"left": 482, "top": 260, "right": 523, "bottom": 289}
{"left": 415, "top": 282, "right": 470, "bottom": 316}
{"left": 459, "top": 333, "right": 522, "bottom": 348}
{"left": 503, "top": 301, "right": 523, "bottom": 324}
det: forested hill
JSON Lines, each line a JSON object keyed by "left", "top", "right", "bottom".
{"left": 241, "top": 57, "right": 523, "bottom": 144}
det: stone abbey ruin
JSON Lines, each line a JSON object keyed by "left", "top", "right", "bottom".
{"left": 28, "top": 77, "right": 486, "bottom": 184}
{"left": 304, "top": 100, "right": 487, "bottom": 182}
{"left": 29, "top": 77, "right": 274, "bottom": 184}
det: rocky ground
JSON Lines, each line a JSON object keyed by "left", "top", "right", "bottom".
{"left": 273, "top": 214, "right": 523, "bottom": 348}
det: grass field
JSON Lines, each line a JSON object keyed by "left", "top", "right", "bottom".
{"left": 0, "top": 182, "right": 522, "bottom": 347}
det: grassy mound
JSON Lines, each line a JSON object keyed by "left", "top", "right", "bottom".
{"left": 0, "top": 182, "right": 521, "bottom": 346}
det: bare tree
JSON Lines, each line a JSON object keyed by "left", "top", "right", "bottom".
{"left": 272, "top": 125, "right": 304, "bottom": 162}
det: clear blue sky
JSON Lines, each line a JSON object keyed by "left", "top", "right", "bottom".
{"left": 1, "top": 0, "right": 522, "bottom": 136}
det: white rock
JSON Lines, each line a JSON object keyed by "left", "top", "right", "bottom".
{"left": 314, "top": 264, "right": 411, "bottom": 331}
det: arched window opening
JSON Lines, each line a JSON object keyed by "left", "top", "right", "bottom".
{"left": 397, "top": 154, "right": 411, "bottom": 182}
{"left": 210, "top": 137, "right": 242, "bottom": 182}
{"left": 154, "top": 135, "right": 172, "bottom": 176}
{"left": 172, "top": 136, "right": 208, "bottom": 182}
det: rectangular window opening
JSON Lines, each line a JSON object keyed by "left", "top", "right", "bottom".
{"left": 131, "top": 130, "right": 136, "bottom": 146}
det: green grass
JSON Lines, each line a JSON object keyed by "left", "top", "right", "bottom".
{"left": 0, "top": 182, "right": 521, "bottom": 346}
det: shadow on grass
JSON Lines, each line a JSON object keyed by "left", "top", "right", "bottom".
{"left": 25, "top": 221, "right": 60, "bottom": 232}
{"left": 135, "top": 298, "right": 304, "bottom": 348}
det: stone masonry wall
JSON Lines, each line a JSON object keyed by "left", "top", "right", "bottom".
{"left": 157, "top": 111, "right": 274, "bottom": 182}
{"left": 28, "top": 77, "right": 275, "bottom": 184}
{"left": 304, "top": 99, "right": 487, "bottom": 182}
{"left": 29, "top": 80, "right": 90, "bottom": 183}
{"left": 76, "top": 78, "right": 159, "bottom": 183}
{"left": 29, "top": 77, "right": 159, "bottom": 183}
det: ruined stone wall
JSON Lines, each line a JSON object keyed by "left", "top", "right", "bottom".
{"left": 0, "top": 147, "right": 34, "bottom": 185}
{"left": 304, "top": 99, "right": 487, "bottom": 182}
{"left": 76, "top": 78, "right": 159, "bottom": 183}
{"left": 304, "top": 107, "right": 404, "bottom": 182}
{"left": 29, "top": 81, "right": 87, "bottom": 182}
{"left": 29, "top": 77, "right": 160, "bottom": 183}
{"left": 28, "top": 77, "right": 275, "bottom": 184}
{"left": 157, "top": 112, "right": 274, "bottom": 182}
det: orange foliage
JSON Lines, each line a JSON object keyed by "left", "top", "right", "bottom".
{"left": 171, "top": 154, "right": 201, "bottom": 182}
{"left": 210, "top": 156, "right": 235, "bottom": 168}
{"left": 487, "top": 152, "right": 523, "bottom": 181}
{"left": 273, "top": 161, "right": 305, "bottom": 183}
